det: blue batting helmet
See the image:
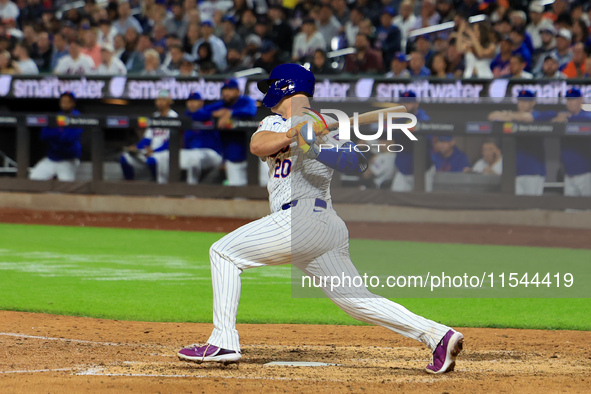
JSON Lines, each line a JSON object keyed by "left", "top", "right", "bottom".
{"left": 257, "top": 63, "right": 315, "bottom": 108}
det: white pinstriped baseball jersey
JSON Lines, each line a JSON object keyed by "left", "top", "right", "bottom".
{"left": 144, "top": 109, "right": 178, "bottom": 151}
{"left": 253, "top": 114, "right": 344, "bottom": 213}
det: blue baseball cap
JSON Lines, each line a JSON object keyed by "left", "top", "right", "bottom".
{"left": 383, "top": 7, "right": 395, "bottom": 16}
{"left": 60, "top": 91, "right": 76, "bottom": 100}
{"left": 260, "top": 40, "right": 277, "bottom": 53}
{"left": 517, "top": 89, "right": 535, "bottom": 99}
{"left": 222, "top": 15, "right": 237, "bottom": 24}
{"left": 437, "top": 135, "right": 454, "bottom": 142}
{"left": 565, "top": 88, "right": 582, "bottom": 98}
{"left": 222, "top": 79, "right": 239, "bottom": 90}
{"left": 188, "top": 91, "right": 202, "bottom": 100}
{"left": 200, "top": 20, "right": 214, "bottom": 27}
{"left": 393, "top": 53, "right": 407, "bottom": 62}
{"left": 154, "top": 0, "right": 167, "bottom": 5}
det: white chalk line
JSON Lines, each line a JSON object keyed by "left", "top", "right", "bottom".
{"left": 75, "top": 367, "right": 345, "bottom": 382}
{"left": 0, "top": 368, "right": 74, "bottom": 374}
{"left": 0, "top": 332, "right": 123, "bottom": 346}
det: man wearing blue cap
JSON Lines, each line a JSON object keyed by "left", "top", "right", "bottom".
{"left": 385, "top": 53, "right": 411, "bottom": 78}
{"left": 432, "top": 136, "right": 470, "bottom": 173}
{"left": 488, "top": 89, "right": 556, "bottom": 195}
{"left": 552, "top": 88, "right": 591, "bottom": 196}
{"left": 192, "top": 79, "right": 257, "bottom": 186}
{"left": 392, "top": 90, "right": 434, "bottom": 192}
{"left": 29, "top": 92, "right": 83, "bottom": 181}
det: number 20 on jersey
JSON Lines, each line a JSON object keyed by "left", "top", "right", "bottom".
{"left": 274, "top": 159, "right": 292, "bottom": 178}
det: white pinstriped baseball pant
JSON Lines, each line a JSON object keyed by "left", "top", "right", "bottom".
{"left": 206, "top": 199, "right": 449, "bottom": 352}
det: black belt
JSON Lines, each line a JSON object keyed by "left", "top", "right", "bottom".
{"left": 281, "top": 198, "right": 327, "bottom": 210}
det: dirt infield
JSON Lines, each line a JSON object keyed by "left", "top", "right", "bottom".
{"left": 1, "top": 311, "right": 590, "bottom": 393}
{"left": 0, "top": 207, "right": 590, "bottom": 393}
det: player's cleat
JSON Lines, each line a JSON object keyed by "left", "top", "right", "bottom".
{"left": 425, "top": 329, "right": 464, "bottom": 374}
{"left": 177, "top": 344, "right": 242, "bottom": 364}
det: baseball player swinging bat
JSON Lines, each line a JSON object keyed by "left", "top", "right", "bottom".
{"left": 326, "top": 105, "right": 408, "bottom": 131}
{"left": 177, "top": 64, "right": 464, "bottom": 374}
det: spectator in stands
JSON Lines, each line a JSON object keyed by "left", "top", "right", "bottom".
{"left": 191, "top": 79, "right": 257, "bottom": 186}
{"left": 193, "top": 21, "right": 227, "bottom": 72}
{"left": 550, "top": 28, "right": 574, "bottom": 69}
{"left": 162, "top": 44, "right": 185, "bottom": 74}
{"left": 432, "top": 136, "right": 470, "bottom": 173}
{"left": 436, "top": 0, "right": 456, "bottom": 23}
{"left": 571, "top": 19, "right": 589, "bottom": 49}
{"left": 54, "top": 38, "right": 95, "bottom": 75}
{"left": 121, "top": 89, "right": 178, "bottom": 182}
{"left": 13, "top": 42, "right": 38, "bottom": 75}
{"left": 331, "top": 0, "right": 350, "bottom": 26}
{"left": 344, "top": 7, "right": 363, "bottom": 47}
{"left": 510, "top": 27, "right": 532, "bottom": 71}
{"left": 537, "top": 54, "right": 567, "bottom": 78}
{"left": 164, "top": 1, "right": 188, "bottom": 39}
{"left": 343, "top": 34, "right": 383, "bottom": 74}
{"left": 315, "top": 3, "right": 341, "bottom": 49}
{"left": 50, "top": 32, "right": 69, "bottom": 70}
{"left": 292, "top": 17, "right": 326, "bottom": 62}
{"left": 29, "top": 92, "right": 82, "bottom": 182}
{"left": 96, "top": 43, "right": 127, "bottom": 75}
{"left": 114, "top": 0, "right": 143, "bottom": 35}
{"left": 237, "top": 8, "right": 257, "bottom": 38}
{"left": 0, "top": 0, "right": 19, "bottom": 22}
{"left": 552, "top": 88, "right": 591, "bottom": 196}
{"left": 488, "top": 90, "right": 554, "bottom": 196}
{"left": 526, "top": 2, "right": 547, "bottom": 50}
{"left": 0, "top": 49, "right": 19, "bottom": 74}
{"left": 393, "top": 0, "right": 417, "bottom": 52}
{"left": 31, "top": 31, "right": 53, "bottom": 73}
{"left": 267, "top": 5, "right": 293, "bottom": 54}
{"left": 430, "top": 53, "right": 453, "bottom": 78}
{"left": 385, "top": 53, "right": 410, "bottom": 78}
{"left": 113, "top": 34, "right": 126, "bottom": 59}
{"left": 141, "top": 48, "right": 166, "bottom": 75}
{"left": 309, "top": 49, "right": 335, "bottom": 74}
{"left": 445, "top": 38, "right": 465, "bottom": 77}
{"left": 457, "top": 20, "right": 495, "bottom": 78}
{"left": 375, "top": 8, "right": 402, "bottom": 67}
{"left": 178, "top": 54, "right": 197, "bottom": 76}
{"left": 21, "top": 24, "right": 36, "bottom": 48}
{"left": 413, "top": 35, "right": 434, "bottom": 67}
{"left": 491, "top": 35, "right": 513, "bottom": 77}
{"left": 253, "top": 40, "right": 282, "bottom": 75}
{"left": 562, "top": 42, "right": 587, "bottom": 78}
{"left": 469, "top": 139, "right": 503, "bottom": 175}
{"left": 413, "top": 0, "right": 440, "bottom": 29}
{"left": 183, "top": 23, "right": 199, "bottom": 54}
{"left": 408, "top": 51, "right": 430, "bottom": 77}
{"left": 98, "top": 18, "right": 117, "bottom": 48}
{"left": 532, "top": 24, "right": 556, "bottom": 71}
{"left": 509, "top": 54, "right": 533, "bottom": 79}
{"left": 81, "top": 27, "right": 102, "bottom": 68}
{"left": 225, "top": 47, "right": 245, "bottom": 74}
{"left": 221, "top": 16, "right": 244, "bottom": 53}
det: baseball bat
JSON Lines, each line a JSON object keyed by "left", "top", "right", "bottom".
{"left": 326, "top": 105, "right": 407, "bottom": 131}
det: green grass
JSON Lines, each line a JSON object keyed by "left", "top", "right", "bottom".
{"left": 0, "top": 223, "right": 589, "bottom": 330}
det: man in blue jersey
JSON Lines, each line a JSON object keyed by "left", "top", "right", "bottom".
{"left": 192, "top": 79, "right": 257, "bottom": 185}
{"left": 431, "top": 136, "right": 470, "bottom": 172}
{"left": 151, "top": 92, "right": 225, "bottom": 184}
{"left": 391, "top": 90, "right": 435, "bottom": 192}
{"left": 552, "top": 88, "right": 591, "bottom": 196}
{"left": 488, "top": 89, "right": 555, "bottom": 195}
{"left": 29, "top": 91, "right": 83, "bottom": 181}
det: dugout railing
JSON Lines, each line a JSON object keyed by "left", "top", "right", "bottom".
{"left": 0, "top": 113, "right": 590, "bottom": 211}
